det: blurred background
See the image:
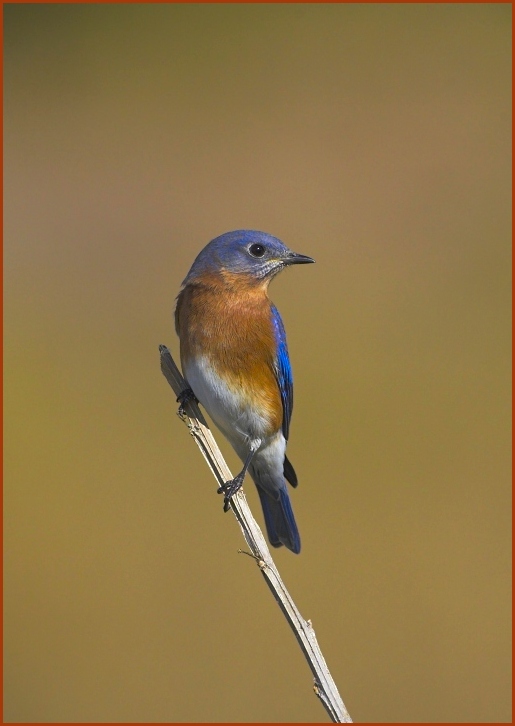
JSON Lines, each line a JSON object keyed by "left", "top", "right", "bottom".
{"left": 4, "top": 4, "right": 511, "bottom": 723}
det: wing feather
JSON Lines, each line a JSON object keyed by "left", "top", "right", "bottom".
{"left": 270, "top": 305, "right": 293, "bottom": 441}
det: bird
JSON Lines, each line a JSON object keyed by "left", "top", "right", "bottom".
{"left": 174, "top": 230, "right": 314, "bottom": 554}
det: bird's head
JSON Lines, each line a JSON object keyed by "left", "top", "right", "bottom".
{"left": 184, "top": 230, "right": 315, "bottom": 285}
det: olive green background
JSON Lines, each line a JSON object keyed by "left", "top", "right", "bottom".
{"left": 4, "top": 4, "right": 511, "bottom": 723}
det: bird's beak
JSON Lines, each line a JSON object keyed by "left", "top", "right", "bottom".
{"left": 284, "top": 251, "right": 316, "bottom": 265}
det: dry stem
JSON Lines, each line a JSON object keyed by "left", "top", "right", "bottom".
{"left": 159, "top": 344, "right": 352, "bottom": 723}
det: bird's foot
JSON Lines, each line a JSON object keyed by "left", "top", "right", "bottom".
{"left": 217, "top": 474, "right": 245, "bottom": 512}
{"left": 176, "top": 387, "right": 198, "bottom": 418}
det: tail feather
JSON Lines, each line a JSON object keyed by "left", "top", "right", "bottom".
{"left": 257, "top": 486, "right": 301, "bottom": 554}
{"left": 283, "top": 455, "right": 298, "bottom": 488}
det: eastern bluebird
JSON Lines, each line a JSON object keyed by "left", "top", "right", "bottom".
{"left": 175, "top": 230, "right": 314, "bottom": 554}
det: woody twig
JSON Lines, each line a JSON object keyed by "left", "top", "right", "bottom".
{"left": 159, "top": 344, "right": 352, "bottom": 723}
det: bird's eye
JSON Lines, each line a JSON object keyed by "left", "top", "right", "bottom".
{"left": 249, "top": 243, "right": 266, "bottom": 258}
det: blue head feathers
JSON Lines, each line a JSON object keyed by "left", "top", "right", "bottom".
{"left": 184, "top": 230, "right": 314, "bottom": 283}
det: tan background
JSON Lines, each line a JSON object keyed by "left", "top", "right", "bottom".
{"left": 4, "top": 4, "right": 511, "bottom": 723}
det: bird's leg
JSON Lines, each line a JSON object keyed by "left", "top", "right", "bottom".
{"left": 176, "top": 387, "right": 198, "bottom": 418}
{"left": 218, "top": 440, "right": 260, "bottom": 512}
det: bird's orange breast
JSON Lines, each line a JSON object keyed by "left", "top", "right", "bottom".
{"left": 175, "top": 270, "right": 282, "bottom": 435}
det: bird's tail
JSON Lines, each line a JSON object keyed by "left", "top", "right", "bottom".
{"left": 257, "top": 486, "right": 301, "bottom": 554}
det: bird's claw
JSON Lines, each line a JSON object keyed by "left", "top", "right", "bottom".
{"left": 176, "top": 387, "right": 198, "bottom": 417}
{"left": 217, "top": 475, "right": 244, "bottom": 512}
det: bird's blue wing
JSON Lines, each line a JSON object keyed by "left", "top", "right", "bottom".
{"left": 271, "top": 304, "right": 293, "bottom": 441}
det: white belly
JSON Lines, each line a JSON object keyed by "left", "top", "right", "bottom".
{"left": 183, "top": 355, "right": 272, "bottom": 456}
